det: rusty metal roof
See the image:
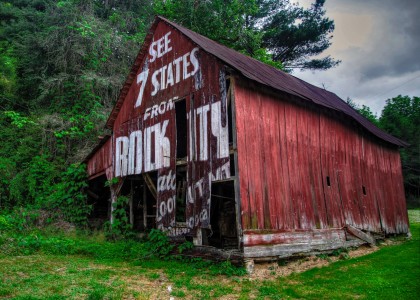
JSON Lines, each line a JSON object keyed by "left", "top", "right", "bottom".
{"left": 106, "top": 16, "right": 407, "bottom": 147}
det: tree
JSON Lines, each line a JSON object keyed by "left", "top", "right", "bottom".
{"left": 154, "top": 0, "right": 339, "bottom": 71}
{"left": 0, "top": 0, "right": 154, "bottom": 210}
{"left": 379, "top": 95, "right": 420, "bottom": 206}
{"left": 256, "top": 0, "right": 340, "bottom": 70}
{"left": 346, "top": 98, "right": 379, "bottom": 126}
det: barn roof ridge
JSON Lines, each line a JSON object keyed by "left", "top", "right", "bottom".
{"left": 106, "top": 16, "right": 407, "bottom": 147}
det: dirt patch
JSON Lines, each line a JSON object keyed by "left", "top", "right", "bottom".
{"left": 249, "top": 245, "right": 379, "bottom": 280}
{"left": 113, "top": 274, "right": 169, "bottom": 300}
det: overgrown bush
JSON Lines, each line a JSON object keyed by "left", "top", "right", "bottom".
{"left": 143, "top": 228, "right": 175, "bottom": 259}
{"left": 45, "top": 163, "right": 92, "bottom": 226}
{"left": 104, "top": 195, "right": 135, "bottom": 240}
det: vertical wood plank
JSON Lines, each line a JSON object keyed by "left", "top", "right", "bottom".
{"left": 233, "top": 82, "right": 251, "bottom": 229}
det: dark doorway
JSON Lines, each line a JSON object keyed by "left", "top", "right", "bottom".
{"left": 208, "top": 180, "right": 238, "bottom": 249}
{"left": 87, "top": 175, "right": 110, "bottom": 229}
{"left": 175, "top": 99, "right": 187, "bottom": 159}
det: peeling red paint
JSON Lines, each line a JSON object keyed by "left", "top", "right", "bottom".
{"left": 235, "top": 79, "right": 408, "bottom": 236}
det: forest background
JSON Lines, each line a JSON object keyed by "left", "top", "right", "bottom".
{"left": 0, "top": 0, "right": 418, "bottom": 226}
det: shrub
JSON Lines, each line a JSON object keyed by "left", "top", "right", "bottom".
{"left": 104, "top": 195, "right": 134, "bottom": 240}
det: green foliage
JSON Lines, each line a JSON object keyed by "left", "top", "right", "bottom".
{"left": 0, "top": 157, "right": 15, "bottom": 208}
{"left": 3, "top": 110, "right": 36, "bottom": 128}
{"left": 380, "top": 95, "right": 420, "bottom": 205}
{"left": 28, "top": 154, "right": 59, "bottom": 204}
{"left": 257, "top": 0, "right": 340, "bottom": 71}
{"left": 358, "top": 104, "right": 379, "bottom": 126}
{"left": 0, "top": 41, "right": 17, "bottom": 102}
{"left": 143, "top": 228, "right": 175, "bottom": 258}
{"left": 46, "top": 163, "right": 91, "bottom": 226}
{"left": 0, "top": 213, "right": 419, "bottom": 299}
{"left": 105, "top": 195, "right": 134, "bottom": 240}
{"left": 346, "top": 97, "right": 379, "bottom": 125}
{"left": 0, "top": 0, "right": 157, "bottom": 216}
{"left": 0, "top": 215, "right": 12, "bottom": 231}
{"left": 213, "top": 260, "right": 248, "bottom": 277}
{"left": 177, "top": 240, "right": 194, "bottom": 254}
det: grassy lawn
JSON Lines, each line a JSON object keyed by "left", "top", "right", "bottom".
{"left": 1, "top": 211, "right": 419, "bottom": 299}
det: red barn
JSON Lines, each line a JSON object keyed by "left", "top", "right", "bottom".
{"left": 85, "top": 16, "right": 409, "bottom": 260}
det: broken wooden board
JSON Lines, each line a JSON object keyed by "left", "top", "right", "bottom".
{"left": 346, "top": 224, "right": 376, "bottom": 246}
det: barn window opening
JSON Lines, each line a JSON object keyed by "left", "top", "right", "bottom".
{"left": 229, "top": 153, "right": 235, "bottom": 176}
{"left": 175, "top": 99, "right": 187, "bottom": 160}
{"left": 208, "top": 180, "right": 238, "bottom": 249}
{"left": 326, "top": 176, "right": 331, "bottom": 187}
{"left": 362, "top": 185, "right": 367, "bottom": 195}
{"left": 176, "top": 167, "right": 187, "bottom": 222}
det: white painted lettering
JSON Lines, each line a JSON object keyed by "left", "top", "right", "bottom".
{"left": 149, "top": 31, "right": 172, "bottom": 63}
{"left": 157, "top": 170, "right": 176, "bottom": 192}
{"left": 157, "top": 37, "right": 165, "bottom": 58}
{"left": 164, "top": 32, "right": 172, "bottom": 54}
{"left": 211, "top": 101, "right": 229, "bottom": 158}
{"left": 182, "top": 52, "right": 191, "bottom": 80}
{"left": 160, "top": 65, "right": 167, "bottom": 91}
{"left": 190, "top": 48, "right": 199, "bottom": 75}
{"left": 173, "top": 57, "right": 183, "bottom": 83}
{"left": 151, "top": 69, "right": 160, "bottom": 96}
{"left": 151, "top": 104, "right": 159, "bottom": 118}
{"left": 114, "top": 120, "right": 172, "bottom": 176}
{"left": 135, "top": 69, "right": 149, "bottom": 108}
{"left": 149, "top": 39, "right": 157, "bottom": 62}
{"left": 145, "top": 47, "right": 200, "bottom": 100}
{"left": 115, "top": 137, "right": 129, "bottom": 177}
{"left": 143, "top": 97, "right": 177, "bottom": 121}
{"left": 144, "top": 125, "right": 155, "bottom": 172}
{"left": 196, "top": 104, "right": 210, "bottom": 161}
{"left": 159, "top": 120, "right": 171, "bottom": 168}
{"left": 128, "top": 131, "right": 142, "bottom": 175}
{"left": 166, "top": 63, "right": 174, "bottom": 88}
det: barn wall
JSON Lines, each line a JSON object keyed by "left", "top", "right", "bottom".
{"left": 234, "top": 79, "right": 408, "bottom": 252}
{"left": 87, "top": 21, "right": 233, "bottom": 239}
{"left": 86, "top": 137, "right": 113, "bottom": 180}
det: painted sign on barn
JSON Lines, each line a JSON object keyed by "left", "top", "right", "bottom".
{"left": 110, "top": 22, "right": 230, "bottom": 235}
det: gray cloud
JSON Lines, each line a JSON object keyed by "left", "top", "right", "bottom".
{"left": 357, "top": 0, "right": 420, "bottom": 78}
{"left": 295, "top": 0, "right": 420, "bottom": 114}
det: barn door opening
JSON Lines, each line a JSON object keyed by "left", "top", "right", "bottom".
{"left": 142, "top": 171, "right": 158, "bottom": 230}
{"left": 87, "top": 175, "right": 111, "bottom": 229}
{"left": 117, "top": 173, "right": 157, "bottom": 232}
{"left": 208, "top": 180, "right": 238, "bottom": 249}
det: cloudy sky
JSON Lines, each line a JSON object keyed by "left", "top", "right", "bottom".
{"left": 294, "top": 0, "right": 420, "bottom": 115}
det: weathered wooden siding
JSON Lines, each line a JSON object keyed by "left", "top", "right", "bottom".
{"left": 86, "top": 137, "right": 112, "bottom": 180}
{"left": 234, "top": 79, "right": 408, "bottom": 249}
{"left": 88, "top": 21, "right": 231, "bottom": 236}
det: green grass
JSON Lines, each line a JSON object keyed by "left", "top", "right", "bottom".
{"left": 258, "top": 226, "right": 420, "bottom": 299}
{"left": 0, "top": 211, "right": 419, "bottom": 299}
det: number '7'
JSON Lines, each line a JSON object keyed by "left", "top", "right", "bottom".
{"left": 135, "top": 69, "right": 149, "bottom": 108}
